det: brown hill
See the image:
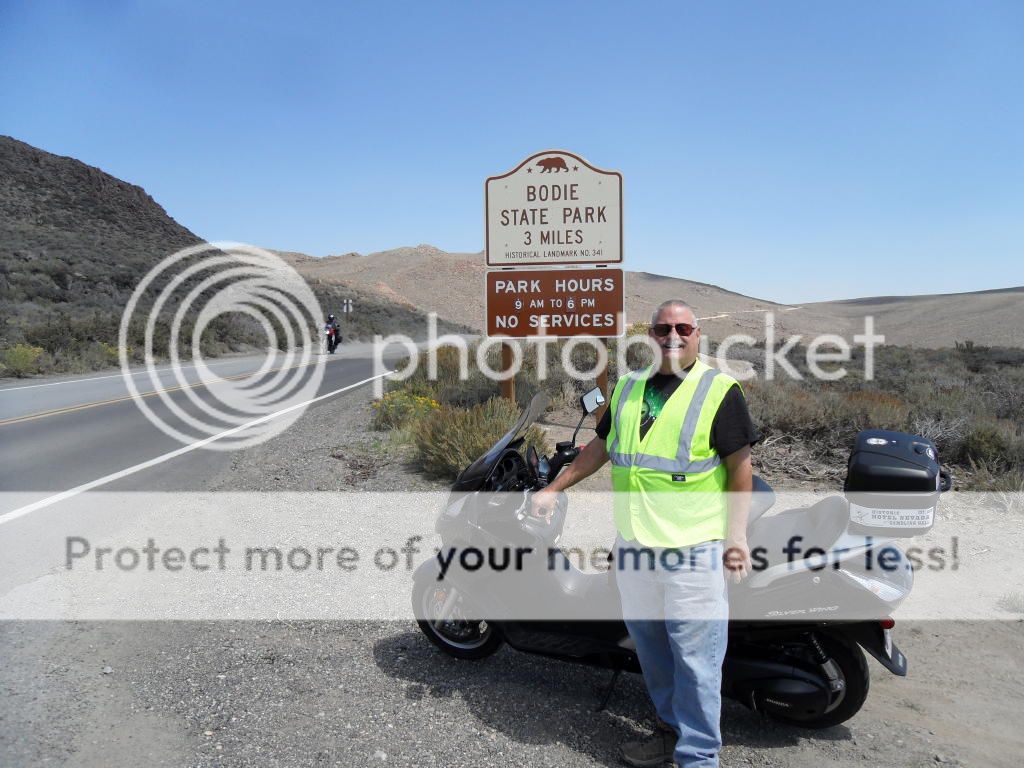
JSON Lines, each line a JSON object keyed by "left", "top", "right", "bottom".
{"left": 285, "top": 246, "right": 1022, "bottom": 348}
{"left": 281, "top": 246, "right": 797, "bottom": 339}
{"left": 807, "top": 288, "right": 1024, "bottom": 348}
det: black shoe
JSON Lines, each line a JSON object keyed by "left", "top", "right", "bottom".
{"left": 619, "top": 727, "right": 676, "bottom": 767}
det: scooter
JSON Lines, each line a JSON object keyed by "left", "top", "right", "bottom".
{"left": 412, "top": 388, "right": 948, "bottom": 728}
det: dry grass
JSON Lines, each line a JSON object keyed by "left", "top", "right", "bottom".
{"left": 412, "top": 398, "right": 548, "bottom": 480}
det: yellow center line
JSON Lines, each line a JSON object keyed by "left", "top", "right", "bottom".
{"left": 0, "top": 359, "right": 327, "bottom": 428}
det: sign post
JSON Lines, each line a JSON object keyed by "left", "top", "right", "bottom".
{"left": 484, "top": 150, "right": 624, "bottom": 405}
{"left": 500, "top": 342, "right": 515, "bottom": 404}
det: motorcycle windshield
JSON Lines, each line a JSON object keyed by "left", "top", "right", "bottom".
{"left": 451, "top": 391, "right": 549, "bottom": 491}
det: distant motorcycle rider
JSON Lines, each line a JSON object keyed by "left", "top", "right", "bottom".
{"left": 324, "top": 314, "right": 341, "bottom": 354}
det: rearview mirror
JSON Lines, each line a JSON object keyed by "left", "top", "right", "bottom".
{"left": 580, "top": 387, "right": 606, "bottom": 415}
{"left": 939, "top": 468, "right": 952, "bottom": 492}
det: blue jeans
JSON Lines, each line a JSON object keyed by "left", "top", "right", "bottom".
{"left": 615, "top": 537, "right": 728, "bottom": 768}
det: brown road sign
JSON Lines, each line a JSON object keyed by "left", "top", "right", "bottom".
{"left": 486, "top": 268, "right": 624, "bottom": 338}
{"left": 485, "top": 150, "right": 623, "bottom": 267}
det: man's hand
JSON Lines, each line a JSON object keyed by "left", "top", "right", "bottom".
{"left": 530, "top": 489, "right": 559, "bottom": 522}
{"left": 527, "top": 437, "right": 609, "bottom": 524}
{"left": 724, "top": 537, "right": 751, "bottom": 584}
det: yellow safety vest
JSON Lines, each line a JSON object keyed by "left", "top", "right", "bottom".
{"left": 607, "top": 359, "right": 738, "bottom": 548}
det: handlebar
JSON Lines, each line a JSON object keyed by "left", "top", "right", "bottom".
{"left": 519, "top": 489, "right": 568, "bottom": 539}
{"left": 547, "top": 444, "right": 580, "bottom": 482}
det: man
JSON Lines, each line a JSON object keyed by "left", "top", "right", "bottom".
{"left": 532, "top": 300, "right": 758, "bottom": 767}
{"left": 324, "top": 313, "right": 341, "bottom": 354}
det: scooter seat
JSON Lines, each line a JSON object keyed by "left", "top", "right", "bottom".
{"left": 749, "top": 475, "right": 776, "bottom": 526}
{"left": 747, "top": 495, "right": 849, "bottom": 569}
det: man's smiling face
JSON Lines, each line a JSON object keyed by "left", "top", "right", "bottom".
{"left": 649, "top": 303, "right": 700, "bottom": 373}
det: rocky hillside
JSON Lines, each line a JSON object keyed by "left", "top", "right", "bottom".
{"left": 0, "top": 135, "right": 202, "bottom": 324}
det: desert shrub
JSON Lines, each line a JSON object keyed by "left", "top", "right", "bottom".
{"left": 412, "top": 398, "right": 549, "bottom": 480}
{"left": 836, "top": 389, "right": 910, "bottom": 432}
{"left": 745, "top": 381, "right": 834, "bottom": 438}
{"left": 390, "top": 342, "right": 581, "bottom": 411}
{"left": 513, "top": 370, "right": 554, "bottom": 410}
{"left": 977, "top": 367, "right": 1024, "bottom": 422}
{"left": 967, "top": 459, "right": 1024, "bottom": 498}
{"left": 371, "top": 390, "right": 440, "bottom": 430}
{"left": 440, "top": 374, "right": 498, "bottom": 408}
{"left": 1, "top": 343, "right": 44, "bottom": 377}
{"left": 988, "top": 347, "right": 1024, "bottom": 366}
{"left": 911, "top": 414, "right": 969, "bottom": 459}
{"left": 955, "top": 340, "right": 995, "bottom": 373}
{"left": 387, "top": 345, "right": 471, "bottom": 401}
{"left": 959, "top": 422, "right": 1013, "bottom": 467}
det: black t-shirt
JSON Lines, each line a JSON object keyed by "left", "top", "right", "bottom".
{"left": 595, "top": 367, "right": 760, "bottom": 458}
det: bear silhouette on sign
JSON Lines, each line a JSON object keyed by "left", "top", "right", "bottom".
{"left": 536, "top": 157, "right": 569, "bottom": 173}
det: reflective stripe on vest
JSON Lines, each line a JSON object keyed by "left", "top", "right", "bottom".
{"left": 606, "top": 371, "right": 641, "bottom": 458}
{"left": 608, "top": 364, "right": 724, "bottom": 474}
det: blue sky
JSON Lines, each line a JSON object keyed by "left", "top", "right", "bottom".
{"left": 2, "top": 1, "right": 1021, "bottom": 304}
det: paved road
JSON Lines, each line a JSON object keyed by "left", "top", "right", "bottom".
{"left": 0, "top": 348, "right": 386, "bottom": 502}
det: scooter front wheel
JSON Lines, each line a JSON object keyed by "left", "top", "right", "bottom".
{"left": 412, "top": 579, "right": 502, "bottom": 660}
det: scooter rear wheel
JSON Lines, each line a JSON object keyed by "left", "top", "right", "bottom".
{"left": 773, "top": 633, "right": 870, "bottom": 729}
{"left": 413, "top": 579, "right": 502, "bottom": 660}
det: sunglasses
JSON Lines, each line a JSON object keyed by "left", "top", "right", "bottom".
{"left": 651, "top": 323, "right": 697, "bottom": 337}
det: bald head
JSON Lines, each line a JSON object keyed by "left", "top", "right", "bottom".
{"left": 650, "top": 300, "right": 696, "bottom": 326}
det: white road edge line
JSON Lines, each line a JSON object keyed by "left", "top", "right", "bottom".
{"left": 0, "top": 369, "right": 393, "bottom": 527}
